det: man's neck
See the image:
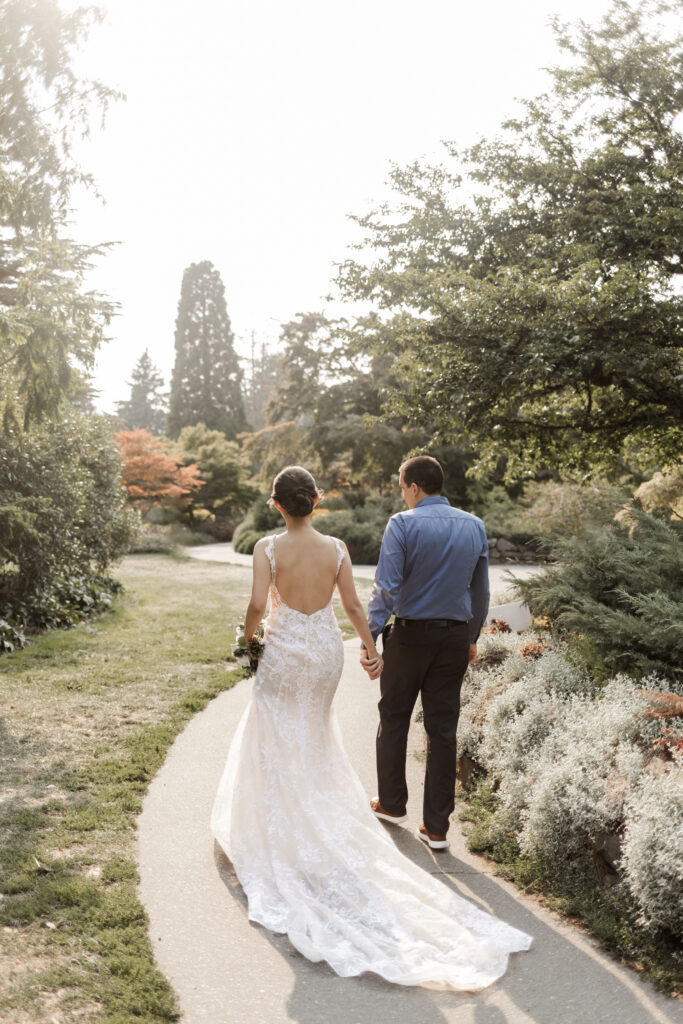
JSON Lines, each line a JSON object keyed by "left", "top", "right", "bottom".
{"left": 408, "top": 490, "right": 442, "bottom": 509}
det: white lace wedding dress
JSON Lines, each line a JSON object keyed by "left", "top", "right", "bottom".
{"left": 211, "top": 534, "right": 533, "bottom": 990}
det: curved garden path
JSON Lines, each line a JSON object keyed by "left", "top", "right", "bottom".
{"left": 137, "top": 638, "right": 682, "bottom": 1024}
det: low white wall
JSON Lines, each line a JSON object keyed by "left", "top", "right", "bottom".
{"left": 486, "top": 599, "right": 532, "bottom": 632}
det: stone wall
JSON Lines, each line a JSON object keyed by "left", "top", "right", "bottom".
{"left": 487, "top": 536, "right": 547, "bottom": 563}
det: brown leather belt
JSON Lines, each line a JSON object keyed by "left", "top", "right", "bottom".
{"left": 394, "top": 618, "right": 466, "bottom": 629}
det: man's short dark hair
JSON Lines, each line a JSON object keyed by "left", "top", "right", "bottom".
{"left": 400, "top": 455, "right": 443, "bottom": 495}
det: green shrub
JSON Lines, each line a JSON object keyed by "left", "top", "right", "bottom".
{"left": 233, "top": 528, "right": 269, "bottom": 555}
{"left": 231, "top": 494, "right": 282, "bottom": 552}
{"left": 514, "top": 505, "right": 683, "bottom": 685}
{"left": 251, "top": 494, "right": 282, "bottom": 532}
{"left": 476, "top": 480, "right": 627, "bottom": 549}
{"left": 313, "top": 510, "right": 384, "bottom": 562}
{"left": 476, "top": 485, "right": 538, "bottom": 546}
{"left": 231, "top": 491, "right": 399, "bottom": 562}
{"left": 3, "top": 572, "right": 123, "bottom": 631}
{"left": 127, "top": 523, "right": 177, "bottom": 554}
{"left": 0, "top": 618, "right": 25, "bottom": 652}
{"left": 0, "top": 412, "right": 138, "bottom": 638}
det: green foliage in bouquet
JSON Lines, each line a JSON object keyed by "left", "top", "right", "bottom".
{"left": 514, "top": 505, "right": 683, "bottom": 685}
{"left": 232, "top": 622, "right": 265, "bottom": 676}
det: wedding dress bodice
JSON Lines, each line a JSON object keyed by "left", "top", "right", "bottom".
{"left": 210, "top": 533, "right": 532, "bottom": 989}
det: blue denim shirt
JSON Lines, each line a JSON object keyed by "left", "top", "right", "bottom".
{"left": 367, "top": 496, "right": 489, "bottom": 644}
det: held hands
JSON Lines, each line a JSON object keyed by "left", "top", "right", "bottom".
{"left": 360, "top": 648, "right": 383, "bottom": 680}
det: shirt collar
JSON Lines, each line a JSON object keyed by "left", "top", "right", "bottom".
{"left": 415, "top": 495, "right": 449, "bottom": 508}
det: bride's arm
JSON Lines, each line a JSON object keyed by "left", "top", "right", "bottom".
{"left": 245, "top": 540, "right": 270, "bottom": 640}
{"left": 336, "top": 547, "right": 382, "bottom": 668}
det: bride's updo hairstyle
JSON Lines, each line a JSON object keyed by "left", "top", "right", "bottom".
{"left": 269, "top": 465, "right": 322, "bottom": 518}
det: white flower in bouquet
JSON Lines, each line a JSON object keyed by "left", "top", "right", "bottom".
{"left": 231, "top": 621, "right": 265, "bottom": 677}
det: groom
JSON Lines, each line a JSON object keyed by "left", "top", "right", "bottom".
{"left": 360, "top": 455, "right": 489, "bottom": 850}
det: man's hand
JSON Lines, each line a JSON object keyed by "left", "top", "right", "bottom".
{"left": 468, "top": 643, "right": 477, "bottom": 665}
{"left": 360, "top": 649, "right": 383, "bottom": 680}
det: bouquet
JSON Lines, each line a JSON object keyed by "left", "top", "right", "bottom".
{"left": 232, "top": 622, "right": 265, "bottom": 677}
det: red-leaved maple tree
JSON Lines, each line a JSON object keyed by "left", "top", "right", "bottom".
{"left": 115, "top": 429, "right": 203, "bottom": 514}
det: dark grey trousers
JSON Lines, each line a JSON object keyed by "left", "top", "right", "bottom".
{"left": 376, "top": 620, "right": 470, "bottom": 836}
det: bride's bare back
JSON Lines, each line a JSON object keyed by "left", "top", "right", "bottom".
{"left": 245, "top": 523, "right": 379, "bottom": 658}
{"left": 270, "top": 529, "right": 339, "bottom": 615}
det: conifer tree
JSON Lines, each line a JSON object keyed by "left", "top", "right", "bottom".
{"left": 115, "top": 349, "right": 167, "bottom": 434}
{"left": 167, "top": 262, "right": 247, "bottom": 439}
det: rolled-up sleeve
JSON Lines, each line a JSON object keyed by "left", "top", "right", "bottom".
{"left": 367, "top": 517, "right": 406, "bottom": 640}
{"left": 468, "top": 527, "right": 490, "bottom": 643}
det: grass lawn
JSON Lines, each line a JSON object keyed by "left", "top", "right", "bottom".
{"left": 0, "top": 552, "right": 372, "bottom": 1023}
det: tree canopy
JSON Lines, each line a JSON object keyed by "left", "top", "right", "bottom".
{"left": 253, "top": 313, "right": 430, "bottom": 494}
{"left": 338, "top": 0, "right": 683, "bottom": 480}
{"left": 177, "top": 422, "right": 258, "bottom": 518}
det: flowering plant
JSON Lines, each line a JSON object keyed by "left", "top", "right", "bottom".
{"left": 232, "top": 622, "right": 265, "bottom": 677}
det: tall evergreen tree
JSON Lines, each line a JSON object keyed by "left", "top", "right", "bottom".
{"left": 167, "top": 261, "right": 247, "bottom": 439}
{"left": 115, "top": 349, "right": 167, "bottom": 434}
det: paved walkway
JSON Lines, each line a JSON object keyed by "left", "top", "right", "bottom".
{"left": 137, "top": 639, "right": 682, "bottom": 1024}
{"left": 183, "top": 542, "right": 543, "bottom": 599}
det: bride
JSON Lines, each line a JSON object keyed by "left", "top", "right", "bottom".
{"left": 211, "top": 465, "right": 533, "bottom": 990}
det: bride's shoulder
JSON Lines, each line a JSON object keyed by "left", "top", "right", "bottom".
{"left": 322, "top": 533, "right": 345, "bottom": 549}
{"left": 328, "top": 535, "right": 349, "bottom": 562}
{"left": 252, "top": 535, "right": 275, "bottom": 557}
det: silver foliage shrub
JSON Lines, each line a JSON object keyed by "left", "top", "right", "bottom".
{"left": 621, "top": 753, "right": 683, "bottom": 936}
{"left": 517, "top": 678, "right": 647, "bottom": 859}
{"left": 459, "top": 634, "right": 681, "bottom": 932}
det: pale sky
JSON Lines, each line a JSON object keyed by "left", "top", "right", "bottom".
{"left": 66, "top": 0, "right": 617, "bottom": 413}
